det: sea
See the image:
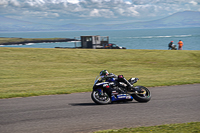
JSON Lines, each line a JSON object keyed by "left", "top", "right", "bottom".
{"left": 0, "top": 27, "right": 200, "bottom": 50}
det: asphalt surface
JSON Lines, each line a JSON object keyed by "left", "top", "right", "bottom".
{"left": 0, "top": 84, "right": 200, "bottom": 133}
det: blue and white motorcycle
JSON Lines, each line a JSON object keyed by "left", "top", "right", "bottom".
{"left": 91, "top": 74, "right": 151, "bottom": 105}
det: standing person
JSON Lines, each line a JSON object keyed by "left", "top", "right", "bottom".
{"left": 168, "top": 41, "right": 173, "bottom": 50}
{"left": 178, "top": 40, "right": 183, "bottom": 50}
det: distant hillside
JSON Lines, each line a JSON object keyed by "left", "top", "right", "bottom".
{"left": 96, "top": 11, "right": 200, "bottom": 30}
{"left": 140, "top": 11, "right": 200, "bottom": 28}
{"left": 0, "top": 11, "right": 200, "bottom": 31}
{"left": 0, "top": 16, "right": 55, "bottom": 31}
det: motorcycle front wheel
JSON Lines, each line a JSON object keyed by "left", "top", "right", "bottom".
{"left": 132, "top": 86, "right": 151, "bottom": 102}
{"left": 91, "top": 90, "right": 111, "bottom": 105}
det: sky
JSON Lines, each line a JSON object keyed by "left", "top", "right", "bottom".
{"left": 0, "top": 0, "right": 200, "bottom": 25}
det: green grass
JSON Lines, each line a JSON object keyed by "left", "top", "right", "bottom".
{"left": 0, "top": 37, "right": 68, "bottom": 45}
{"left": 0, "top": 48, "right": 200, "bottom": 98}
{"left": 94, "top": 122, "right": 200, "bottom": 133}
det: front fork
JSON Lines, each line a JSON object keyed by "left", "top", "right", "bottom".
{"left": 122, "top": 78, "right": 143, "bottom": 93}
{"left": 122, "top": 77, "right": 133, "bottom": 88}
{"left": 95, "top": 88, "right": 105, "bottom": 96}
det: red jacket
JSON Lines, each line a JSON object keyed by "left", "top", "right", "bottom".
{"left": 178, "top": 41, "right": 183, "bottom": 47}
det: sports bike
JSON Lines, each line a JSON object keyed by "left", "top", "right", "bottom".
{"left": 91, "top": 74, "right": 151, "bottom": 105}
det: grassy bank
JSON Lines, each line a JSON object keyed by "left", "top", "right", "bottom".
{"left": 0, "top": 48, "right": 200, "bottom": 98}
{"left": 0, "top": 37, "right": 75, "bottom": 45}
{"left": 94, "top": 122, "right": 200, "bottom": 133}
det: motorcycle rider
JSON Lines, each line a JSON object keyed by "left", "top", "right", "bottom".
{"left": 99, "top": 70, "right": 117, "bottom": 80}
{"left": 99, "top": 70, "right": 125, "bottom": 95}
{"left": 99, "top": 70, "right": 136, "bottom": 92}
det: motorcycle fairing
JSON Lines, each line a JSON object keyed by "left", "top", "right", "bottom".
{"left": 111, "top": 94, "right": 133, "bottom": 102}
{"left": 95, "top": 88, "right": 103, "bottom": 95}
{"left": 107, "top": 78, "right": 115, "bottom": 82}
{"left": 95, "top": 82, "right": 109, "bottom": 86}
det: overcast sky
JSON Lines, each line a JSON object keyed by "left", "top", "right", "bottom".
{"left": 0, "top": 0, "right": 200, "bottom": 25}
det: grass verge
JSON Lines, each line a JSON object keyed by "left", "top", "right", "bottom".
{"left": 94, "top": 122, "right": 200, "bottom": 133}
{"left": 0, "top": 37, "right": 73, "bottom": 45}
{"left": 0, "top": 48, "right": 200, "bottom": 99}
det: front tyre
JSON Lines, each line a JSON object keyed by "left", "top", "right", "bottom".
{"left": 91, "top": 90, "right": 111, "bottom": 105}
{"left": 132, "top": 86, "right": 151, "bottom": 103}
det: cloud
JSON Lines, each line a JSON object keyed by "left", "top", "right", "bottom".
{"left": 89, "top": 9, "right": 115, "bottom": 18}
{"left": 189, "top": 1, "right": 198, "bottom": 5}
{"left": 0, "top": 0, "right": 8, "bottom": 6}
{"left": 0, "top": 0, "right": 20, "bottom": 7}
{"left": 67, "top": 0, "right": 80, "bottom": 4}
{"left": 0, "top": 0, "right": 200, "bottom": 24}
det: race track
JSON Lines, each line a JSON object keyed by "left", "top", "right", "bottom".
{"left": 0, "top": 84, "right": 200, "bottom": 133}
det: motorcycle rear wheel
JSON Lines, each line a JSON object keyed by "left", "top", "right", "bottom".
{"left": 91, "top": 90, "right": 111, "bottom": 105}
{"left": 132, "top": 86, "right": 151, "bottom": 102}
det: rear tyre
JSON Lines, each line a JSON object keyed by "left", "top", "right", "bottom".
{"left": 132, "top": 86, "right": 151, "bottom": 102}
{"left": 91, "top": 90, "right": 111, "bottom": 105}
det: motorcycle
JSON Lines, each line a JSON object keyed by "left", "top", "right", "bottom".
{"left": 91, "top": 74, "right": 151, "bottom": 105}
